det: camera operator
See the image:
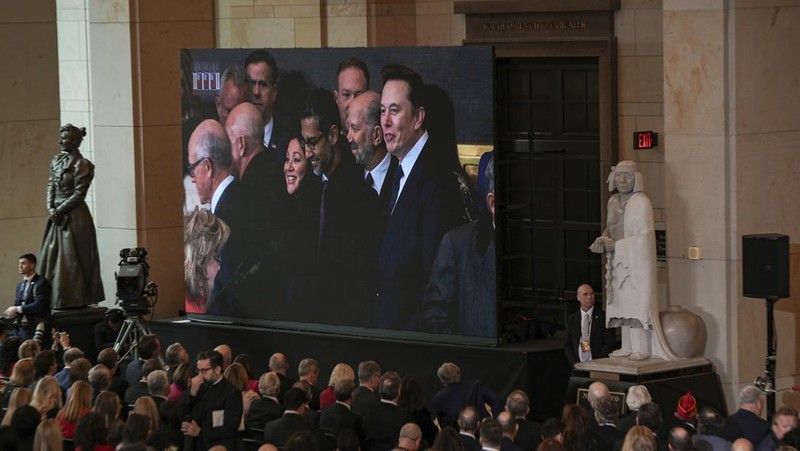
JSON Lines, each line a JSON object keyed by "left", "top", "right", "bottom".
{"left": 4, "top": 253, "right": 51, "bottom": 345}
{"left": 95, "top": 309, "right": 125, "bottom": 352}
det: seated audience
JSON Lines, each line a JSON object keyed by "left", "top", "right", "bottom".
{"left": 75, "top": 411, "right": 114, "bottom": 451}
{"left": 34, "top": 417, "right": 63, "bottom": 451}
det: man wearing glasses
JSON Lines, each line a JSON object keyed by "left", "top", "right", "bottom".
{"left": 299, "top": 89, "right": 381, "bottom": 326}
{"left": 178, "top": 350, "right": 242, "bottom": 450}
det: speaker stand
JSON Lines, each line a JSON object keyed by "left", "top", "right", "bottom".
{"left": 763, "top": 296, "right": 778, "bottom": 421}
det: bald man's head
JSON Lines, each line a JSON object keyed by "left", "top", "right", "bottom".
{"left": 226, "top": 102, "right": 265, "bottom": 179}
{"left": 588, "top": 381, "right": 610, "bottom": 407}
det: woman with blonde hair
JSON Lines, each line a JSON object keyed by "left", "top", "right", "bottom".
{"left": 621, "top": 425, "right": 656, "bottom": 451}
{"left": 1, "top": 386, "right": 32, "bottom": 426}
{"left": 319, "top": 363, "right": 355, "bottom": 409}
{"left": 31, "top": 375, "right": 63, "bottom": 419}
{"left": 33, "top": 418, "right": 63, "bottom": 451}
{"left": 93, "top": 391, "right": 123, "bottom": 431}
{"left": 1, "top": 357, "right": 34, "bottom": 409}
{"left": 57, "top": 379, "right": 92, "bottom": 439}
{"left": 184, "top": 208, "right": 230, "bottom": 313}
{"left": 224, "top": 362, "right": 259, "bottom": 430}
{"left": 132, "top": 395, "right": 167, "bottom": 449}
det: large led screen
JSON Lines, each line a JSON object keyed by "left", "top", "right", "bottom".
{"left": 181, "top": 47, "right": 496, "bottom": 343}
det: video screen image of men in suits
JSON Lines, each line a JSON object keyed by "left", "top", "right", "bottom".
{"left": 181, "top": 47, "right": 497, "bottom": 340}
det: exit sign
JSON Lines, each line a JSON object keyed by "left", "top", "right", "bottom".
{"left": 633, "top": 131, "right": 658, "bottom": 150}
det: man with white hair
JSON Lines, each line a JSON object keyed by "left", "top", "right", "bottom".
{"left": 397, "top": 423, "right": 422, "bottom": 451}
{"left": 617, "top": 385, "right": 651, "bottom": 433}
{"left": 722, "top": 385, "right": 770, "bottom": 446}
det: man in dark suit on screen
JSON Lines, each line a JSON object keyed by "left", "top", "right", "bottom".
{"left": 301, "top": 89, "right": 381, "bottom": 324}
{"left": 346, "top": 90, "right": 399, "bottom": 217}
{"left": 376, "top": 64, "right": 467, "bottom": 330}
{"left": 422, "top": 153, "right": 496, "bottom": 337}
{"left": 187, "top": 119, "right": 261, "bottom": 314}
{"left": 244, "top": 49, "right": 291, "bottom": 160}
{"left": 563, "top": 284, "right": 617, "bottom": 366}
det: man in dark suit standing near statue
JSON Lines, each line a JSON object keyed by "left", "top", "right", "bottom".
{"left": 5, "top": 254, "right": 51, "bottom": 342}
{"left": 376, "top": 64, "right": 467, "bottom": 330}
{"left": 563, "top": 284, "right": 617, "bottom": 366}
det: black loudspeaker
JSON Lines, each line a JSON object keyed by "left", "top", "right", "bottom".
{"left": 742, "top": 234, "right": 790, "bottom": 298}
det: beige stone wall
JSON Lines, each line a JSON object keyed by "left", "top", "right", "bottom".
{"left": 215, "top": 0, "right": 465, "bottom": 49}
{"left": 731, "top": 1, "right": 800, "bottom": 402}
{"left": 664, "top": 0, "right": 800, "bottom": 411}
{"left": 0, "top": 1, "right": 60, "bottom": 298}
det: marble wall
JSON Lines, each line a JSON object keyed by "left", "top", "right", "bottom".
{"left": 0, "top": 2, "right": 60, "bottom": 300}
{"left": 215, "top": 0, "right": 464, "bottom": 49}
{"left": 664, "top": 0, "right": 800, "bottom": 411}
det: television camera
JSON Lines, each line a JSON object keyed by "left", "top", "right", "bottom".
{"left": 113, "top": 247, "right": 158, "bottom": 360}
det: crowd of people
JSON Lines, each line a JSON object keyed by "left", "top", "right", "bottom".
{"left": 0, "top": 323, "right": 797, "bottom": 451}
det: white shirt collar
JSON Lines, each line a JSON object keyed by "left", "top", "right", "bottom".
{"left": 381, "top": 399, "right": 398, "bottom": 406}
{"left": 366, "top": 152, "right": 392, "bottom": 194}
{"left": 263, "top": 117, "right": 274, "bottom": 148}
{"left": 211, "top": 175, "right": 235, "bottom": 214}
{"left": 582, "top": 306, "right": 594, "bottom": 317}
{"left": 395, "top": 131, "right": 428, "bottom": 210}
{"left": 335, "top": 401, "right": 351, "bottom": 410}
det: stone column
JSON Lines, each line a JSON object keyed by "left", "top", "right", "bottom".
{"left": 0, "top": 1, "right": 60, "bottom": 292}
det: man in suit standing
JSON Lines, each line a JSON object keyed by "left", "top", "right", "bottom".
{"left": 361, "top": 372, "right": 413, "bottom": 451}
{"left": 187, "top": 119, "right": 257, "bottom": 313}
{"left": 422, "top": 154, "right": 496, "bottom": 336}
{"left": 497, "top": 411, "right": 523, "bottom": 451}
{"left": 377, "top": 64, "right": 468, "bottom": 330}
{"left": 5, "top": 254, "right": 51, "bottom": 342}
{"left": 346, "top": 90, "right": 399, "bottom": 214}
{"left": 563, "top": 284, "right": 617, "bottom": 366}
{"left": 178, "top": 350, "right": 243, "bottom": 450}
{"left": 722, "top": 385, "right": 770, "bottom": 446}
{"left": 301, "top": 89, "right": 381, "bottom": 324}
{"left": 226, "top": 102, "right": 286, "bottom": 310}
{"left": 244, "top": 49, "right": 290, "bottom": 159}
{"left": 432, "top": 362, "right": 503, "bottom": 431}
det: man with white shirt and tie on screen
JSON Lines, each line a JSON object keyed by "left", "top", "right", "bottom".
{"left": 563, "top": 284, "right": 616, "bottom": 366}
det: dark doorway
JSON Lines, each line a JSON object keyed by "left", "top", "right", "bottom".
{"left": 495, "top": 57, "right": 603, "bottom": 330}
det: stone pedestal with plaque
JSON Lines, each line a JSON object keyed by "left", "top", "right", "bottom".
{"left": 566, "top": 357, "right": 728, "bottom": 419}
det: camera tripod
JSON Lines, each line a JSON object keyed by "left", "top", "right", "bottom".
{"left": 113, "top": 315, "right": 152, "bottom": 361}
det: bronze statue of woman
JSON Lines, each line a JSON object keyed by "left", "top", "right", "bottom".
{"left": 38, "top": 124, "right": 104, "bottom": 308}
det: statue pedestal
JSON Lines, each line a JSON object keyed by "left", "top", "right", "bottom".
{"left": 567, "top": 356, "right": 728, "bottom": 418}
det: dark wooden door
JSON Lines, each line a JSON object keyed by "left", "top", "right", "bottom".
{"left": 495, "top": 57, "right": 603, "bottom": 330}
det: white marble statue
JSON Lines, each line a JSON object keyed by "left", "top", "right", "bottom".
{"left": 590, "top": 161, "right": 677, "bottom": 361}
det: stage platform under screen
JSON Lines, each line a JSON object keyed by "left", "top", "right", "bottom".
{"left": 148, "top": 317, "right": 573, "bottom": 421}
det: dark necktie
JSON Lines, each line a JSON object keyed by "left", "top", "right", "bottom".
{"left": 365, "top": 172, "right": 374, "bottom": 189}
{"left": 387, "top": 165, "right": 404, "bottom": 214}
